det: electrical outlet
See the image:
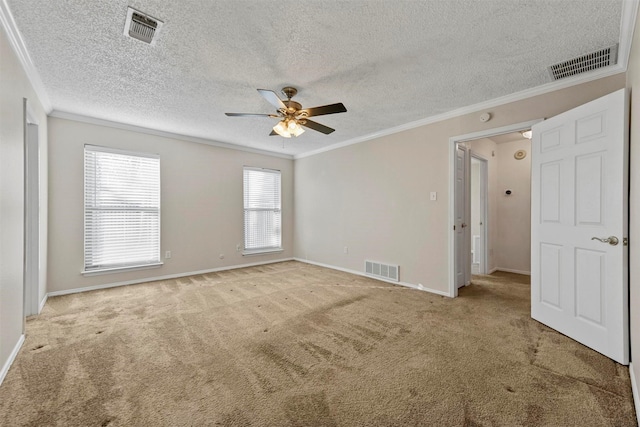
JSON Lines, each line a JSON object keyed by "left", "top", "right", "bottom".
{"left": 236, "top": 244, "right": 242, "bottom": 252}
{"left": 219, "top": 254, "right": 224, "bottom": 260}
{"left": 430, "top": 191, "right": 437, "bottom": 201}
{"left": 165, "top": 251, "right": 171, "bottom": 259}
{"left": 343, "top": 246, "right": 349, "bottom": 254}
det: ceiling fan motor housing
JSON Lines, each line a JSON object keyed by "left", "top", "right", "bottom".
{"left": 281, "top": 86, "right": 298, "bottom": 100}
{"left": 284, "top": 100, "right": 302, "bottom": 114}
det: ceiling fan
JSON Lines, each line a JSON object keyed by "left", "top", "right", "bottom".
{"left": 225, "top": 87, "right": 347, "bottom": 138}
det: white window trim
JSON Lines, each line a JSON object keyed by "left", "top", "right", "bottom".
{"left": 242, "top": 248, "right": 284, "bottom": 256}
{"left": 81, "top": 262, "right": 164, "bottom": 276}
{"left": 243, "top": 166, "right": 283, "bottom": 254}
{"left": 84, "top": 145, "right": 161, "bottom": 274}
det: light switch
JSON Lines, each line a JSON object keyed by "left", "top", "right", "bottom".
{"left": 430, "top": 192, "right": 437, "bottom": 201}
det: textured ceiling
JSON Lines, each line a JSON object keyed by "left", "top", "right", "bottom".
{"left": 6, "top": 0, "right": 623, "bottom": 156}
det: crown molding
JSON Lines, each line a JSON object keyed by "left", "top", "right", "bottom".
{"left": 49, "top": 110, "right": 294, "bottom": 160}
{"left": 295, "top": 65, "right": 625, "bottom": 159}
{"left": 619, "top": 0, "right": 640, "bottom": 71}
{"left": 295, "top": 0, "right": 638, "bottom": 160}
{"left": 0, "top": 0, "right": 52, "bottom": 113}
{"left": 2, "top": 0, "right": 636, "bottom": 161}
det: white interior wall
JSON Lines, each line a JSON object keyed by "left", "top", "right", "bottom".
{"left": 47, "top": 117, "right": 293, "bottom": 293}
{"left": 0, "top": 26, "right": 48, "bottom": 378}
{"left": 495, "top": 139, "right": 532, "bottom": 274}
{"left": 294, "top": 75, "right": 625, "bottom": 294}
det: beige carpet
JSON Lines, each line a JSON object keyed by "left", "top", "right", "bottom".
{"left": 0, "top": 261, "right": 636, "bottom": 426}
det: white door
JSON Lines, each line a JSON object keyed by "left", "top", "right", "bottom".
{"left": 531, "top": 89, "right": 628, "bottom": 364}
{"left": 455, "top": 143, "right": 468, "bottom": 288}
{"left": 470, "top": 154, "right": 488, "bottom": 275}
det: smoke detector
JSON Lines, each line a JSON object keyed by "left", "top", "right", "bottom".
{"left": 548, "top": 45, "right": 618, "bottom": 81}
{"left": 124, "top": 7, "right": 163, "bottom": 45}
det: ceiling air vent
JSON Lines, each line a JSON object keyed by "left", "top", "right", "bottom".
{"left": 124, "top": 7, "right": 163, "bottom": 45}
{"left": 548, "top": 45, "right": 618, "bottom": 81}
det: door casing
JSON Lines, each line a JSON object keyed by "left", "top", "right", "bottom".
{"left": 448, "top": 119, "right": 542, "bottom": 297}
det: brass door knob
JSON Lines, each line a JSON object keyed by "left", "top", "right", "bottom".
{"left": 591, "top": 236, "right": 619, "bottom": 246}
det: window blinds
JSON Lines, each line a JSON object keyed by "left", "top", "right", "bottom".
{"left": 243, "top": 167, "right": 282, "bottom": 252}
{"left": 84, "top": 145, "right": 161, "bottom": 272}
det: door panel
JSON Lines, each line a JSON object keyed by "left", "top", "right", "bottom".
{"left": 539, "top": 243, "right": 561, "bottom": 309}
{"left": 531, "top": 89, "right": 628, "bottom": 365}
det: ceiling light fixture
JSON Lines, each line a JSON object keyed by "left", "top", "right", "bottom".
{"left": 273, "top": 118, "right": 305, "bottom": 138}
{"left": 521, "top": 130, "right": 533, "bottom": 139}
{"left": 226, "top": 87, "right": 346, "bottom": 138}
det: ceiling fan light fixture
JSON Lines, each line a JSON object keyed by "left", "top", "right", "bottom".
{"left": 273, "top": 121, "right": 291, "bottom": 138}
{"left": 226, "top": 87, "right": 345, "bottom": 138}
{"left": 291, "top": 125, "right": 305, "bottom": 137}
{"left": 288, "top": 119, "right": 305, "bottom": 137}
{"left": 521, "top": 130, "right": 533, "bottom": 139}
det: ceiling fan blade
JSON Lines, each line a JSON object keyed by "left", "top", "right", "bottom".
{"left": 257, "top": 89, "right": 287, "bottom": 110}
{"left": 269, "top": 130, "right": 277, "bottom": 136}
{"left": 225, "top": 112, "right": 279, "bottom": 117}
{"left": 301, "top": 103, "right": 347, "bottom": 117}
{"left": 301, "top": 119, "right": 335, "bottom": 135}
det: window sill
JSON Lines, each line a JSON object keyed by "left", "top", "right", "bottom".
{"left": 242, "top": 248, "right": 284, "bottom": 256}
{"left": 82, "top": 262, "right": 164, "bottom": 276}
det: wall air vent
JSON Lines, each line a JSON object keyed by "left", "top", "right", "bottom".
{"left": 124, "top": 7, "right": 163, "bottom": 45}
{"left": 548, "top": 44, "right": 618, "bottom": 81}
{"left": 365, "top": 260, "right": 399, "bottom": 282}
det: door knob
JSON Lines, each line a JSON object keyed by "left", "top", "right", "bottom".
{"left": 461, "top": 223, "right": 467, "bottom": 228}
{"left": 591, "top": 236, "right": 619, "bottom": 246}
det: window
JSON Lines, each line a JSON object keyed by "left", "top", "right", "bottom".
{"left": 84, "top": 145, "right": 161, "bottom": 273}
{"left": 243, "top": 167, "right": 282, "bottom": 254}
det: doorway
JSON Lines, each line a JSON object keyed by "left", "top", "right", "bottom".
{"left": 448, "top": 119, "right": 541, "bottom": 297}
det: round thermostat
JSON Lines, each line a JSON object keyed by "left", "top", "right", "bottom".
{"left": 514, "top": 149, "right": 527, "bottom": 160}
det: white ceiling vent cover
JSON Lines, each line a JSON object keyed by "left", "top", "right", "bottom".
{"left": 365, "top": 260, "right": 399, "bottom": 282}
{"left": 124, "top": 7, "right": 163, "bottom": 45}
{"left": 548, "top": 44, "right": 618, "bottom": 81}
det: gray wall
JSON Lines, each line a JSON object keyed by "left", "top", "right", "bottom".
{"left": 294, "top": 74, "right": 626, "bottom": 294}
{"left": 47, "top": 117, "right": 293, "bottom": 293}
{"left": 0, "top": 27, "right": 48, "bottom": 375}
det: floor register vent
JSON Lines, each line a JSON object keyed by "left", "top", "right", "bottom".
{"left": 365, "top": 260, "right": 399, "bottom": 282}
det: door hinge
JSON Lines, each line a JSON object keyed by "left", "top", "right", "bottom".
{"left": 453, "top": 225, "right": 456, "bottom": 231}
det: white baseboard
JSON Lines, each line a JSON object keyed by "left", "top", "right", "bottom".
{"left": 47, "top": 258, "right": 294, "bottom": 297}
{"left": 0, "top": 334, "right": 25, "bottom": 386}
{"left": 293, "top": 258, "right": 451, "bottom": 297}
{"left": 488, "top": 267, "right": 498, "bottom": 274}
{"left": 495, "top": 267, "right": 531, "bottom": 276}
{"left": 38, "top": 294, "right": 48, "bottom": 313}
{"left": 630, "top": 362, "right": 640, "bottom": 427}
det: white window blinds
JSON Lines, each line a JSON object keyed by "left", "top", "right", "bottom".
{"left": 84, "top": 145, "right": 161, "bottom": 272}
{"left": 243, "top": 167, "right": 282, "bottom": 253}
